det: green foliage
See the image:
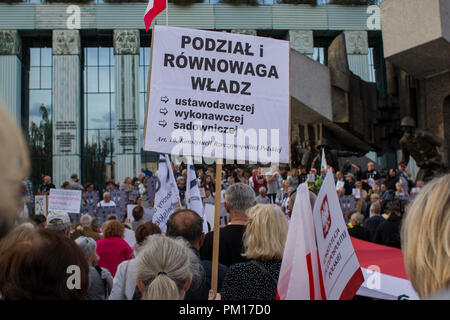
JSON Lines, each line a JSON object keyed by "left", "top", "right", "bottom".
{"left": 29, "top": 105, "right": 52, "bottom": 188}
{"left": 83, "top": 135, "right": 113, "bottom": 188}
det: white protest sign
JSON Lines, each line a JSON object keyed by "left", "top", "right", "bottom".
{"left": 48, "top": 189, "right": 82, "bottom": 213}
{"left": 352, "top": 188, "right": 361, "bottom": 200}
{"left": 35, "top": 195, "right": 48, "bottom": 216}
{"left": 127, "top": 204, "right": 137, "bottom": 222}
{"left": 312, "top": 171, "right": 363, "bottom": 300}
{"left": 144, "top": 25, "right": 290, "bottom": 164}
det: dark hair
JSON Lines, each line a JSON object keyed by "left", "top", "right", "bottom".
{"left": 135, "top": 222, "right": 161, "bottom": 245}
{"left": 71, "top": 174, "right": 78, "bottom": 179}
{"left": 166, "top": 209, "right": 203, "bottom": 244}
{"left": 107, "top": 214, "right": 117, "bottom": 221}
{"left": 61, "top": 181, "right": 70, "bottom": 188}
{"left": 91, "top": 217, "right": 100, "bottom": 231}
{"left": 33, "top": 214, "right": 46, "bottom": 225}
{"left": 0, "top": 228, "right": 89, "bottom": 300}
{"left": 132, "top": 206, "right": 144, "bottom": 221}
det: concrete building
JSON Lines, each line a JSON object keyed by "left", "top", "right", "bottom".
{"left": 0, "top": 1, "right": 413, "bottom": 188}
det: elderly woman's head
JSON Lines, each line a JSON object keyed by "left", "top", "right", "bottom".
{"left": 75, "top": 236, "right": 99, "bottom": 266}
{"left": 101, "top": 220, "right": 124, "bottom": 238}
{"left": 401, "top": 174, "right": 450, "bottom": 299}
{"left": 136, "top": 234, "right": 201, "bottom": 300}
{"left": 243, "top": 204, "right": 289, "bottom": 261}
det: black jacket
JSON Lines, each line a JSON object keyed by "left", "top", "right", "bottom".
{"left": 373, "top": 214, "right": 402, "bottom": 248}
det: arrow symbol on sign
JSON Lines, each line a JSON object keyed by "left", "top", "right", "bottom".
{"left": 160, "top": 96, "right": 169, "bottom": 103}
{"left": 160, "top": 108, "right": 168, "bottom": 115}
{"left": 158, "top": 120, "right": 167, "bottom": 128}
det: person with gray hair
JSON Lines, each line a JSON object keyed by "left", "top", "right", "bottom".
{"left": 200, "top": 183, "right": 256, "bottom": 267}
{"left": 255, "top": 187, "right": 270, "bottom": 204}
{"left": 97, "top": 192, "right": 116, "bottom": 207}
{"left": 136, "top": 234, "right": 202, "bottom": 300}
{"left": 72, "top": 214, "right": 102, "bottom": 241}
{"left": 75, "top": 236, "right": 113, "bottom": 300}
{"left": 348, "top": 212, "right": 371, "bottom": 242}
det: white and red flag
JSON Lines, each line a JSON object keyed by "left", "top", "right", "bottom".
{"left": 352, "top": 237, "right": 419, "bottom": 300}
{"left": 144, "top": 0, "right": 167, "bottom": 32}
{"left": 277, "top": 183, "right": 325, "bottom": 300}
{"left": 312, "top": 170, "right": 364, "bottom": 300}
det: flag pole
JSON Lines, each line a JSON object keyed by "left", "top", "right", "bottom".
{"left": 165, "top": 0, "right": 169, "bottom": 26}
{"left": 211, "top": 158, "right": 223, "bottom": 297}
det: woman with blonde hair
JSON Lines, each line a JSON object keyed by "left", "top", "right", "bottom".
{"left": 135, "top": 234, "right": 202, "bottom": 300}
{"left": 220, "top": 204, "right": 289, "bottom": 300}
{"left": 0, "top": 102, "right": 30, "bottom": 240}
{"left": 401, "top": 174, "right": 450, "bottom": 299}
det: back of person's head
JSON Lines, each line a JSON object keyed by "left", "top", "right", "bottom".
{"left": 223, "top": 183, "right": 255, "bottom": 213}
{"left": 243, "top": 204, "right": 289, "bottom": 261}
{"left": 46, "top": 211, "right": 71, "bottom": 235}
{"left": 75, "top": 236, "right": 97, "bottom": 258}
{"left": 370, "top": 202, "right": 381, "bottom": 216}
{"left": 0, "top": 223, "right": 35, "bottom": 256}
{"left": 102, "top": 220, "right": 124, "bottom": 238}
{"left": 91, "top": 217, "right": 100, "bottom": 232}
{"left": 0, "top": 228, "right": 89, "bottom": 300}
{"left": 136, "top": 234, "right": 201, "bottom": 300}
{"left": 107, "top": 214, "right": 117, "bottom": 221}
{"left": 401, "top": 174, "right": 450, "bottom": 299}
{"left": 350, "top": 213, "right": 365, "bottom": 226}
{"left": 135, "top": 222, "right": 162, "bottom": 246}
{"left": 132, "top": 206, "right": 144, "bottom": 222}
{"left": 32, "top": 214, "right": 46, "bottom": 227}
{"left": 166, "top": 209, "right": 203, "bottom": 244}
{"left": 0, "top": 102, "right": 30, "bottom": 241}
{"left": 80, "top": 214, "right": 92, "bottom": 227}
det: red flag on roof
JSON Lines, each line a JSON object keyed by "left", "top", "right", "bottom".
{"left": 144, "top": 0, "right": 166, "bottom": 32}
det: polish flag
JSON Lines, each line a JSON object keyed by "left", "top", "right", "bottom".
{"left": 352, "top": 237, "right": 420, "bottom": 300}
{"left": 144, "top": 0, "right": 166, "bottom": 32}
{"left": 277, "top": 183, "right": 325, "bottom": 300}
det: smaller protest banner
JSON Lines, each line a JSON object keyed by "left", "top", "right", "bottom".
{"left": 352, "top": 188, "right": 361, "bottom": 200}
{"left": 35, "top": 195, "right": 48, "bottom": 216}
{"left": 48, "top": 189, "right": 82, "bottom": 214}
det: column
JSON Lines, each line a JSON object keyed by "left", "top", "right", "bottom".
{"left": 0, "top": 30, "right": 22, "bottom": 124}
{"left": 344, "top": 31, "right": 370, "bottom": 82}
{"left": 52, "top": 30, "right": 81, "bottom": 188}
{"left": 113, "top": 30, "right": 141, "bottom": 183}
{"left": 287, "top": 30, "right": 314, "bottom": 59}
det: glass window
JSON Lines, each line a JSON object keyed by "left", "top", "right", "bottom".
{"left": 27, "top": 47, "right": 53, "bottom": 190}
{"left": 83, "top": 47, "right": 115, "bottom": 186}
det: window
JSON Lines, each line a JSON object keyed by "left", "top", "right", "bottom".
{"left": 83, "top": 47, "right": 115, "bottom": 187}
{"left": 28, "top": 47, "right": 53, "bottom": 189}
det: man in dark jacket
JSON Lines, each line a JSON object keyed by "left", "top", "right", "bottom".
{"left": 373, "top": 204, "right": 403, "bottom": 248}
{"left": 167, "top": 208, "right": 228, "bottom": 300}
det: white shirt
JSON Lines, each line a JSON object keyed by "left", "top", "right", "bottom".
{"left": 97, "top": 200, "right": 116, "bottom": 207}
{"left": 109, "top": 258, "right": 137, "bottom": 300}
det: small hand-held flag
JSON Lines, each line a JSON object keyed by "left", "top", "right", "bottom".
{"left": 144, "top": 0, "right": 167, "bottom": 32}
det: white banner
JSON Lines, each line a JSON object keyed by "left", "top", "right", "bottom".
{"left": 312, "top": 170, "right": 363, "bottom": 300}
{"left": 152, "top": 154, "right": 180, "bottom": 233}
{"left": 144, "top": 25, "right": 290, "bottom": 164}
{"left": 34, "top": 195, "right": 48, "bottom": 216}
{"left": 186, "top": 156, "right": 208, "bottom": 233}
{"left": 48, "top": 189, "right": 82, "bottom": 213}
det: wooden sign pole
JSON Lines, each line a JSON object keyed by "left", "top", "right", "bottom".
{"left": 210, "top": 159, "right": 223, "bottom": 296}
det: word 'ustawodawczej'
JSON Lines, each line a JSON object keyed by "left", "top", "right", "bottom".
{"left": 162, "top": 35, "right": 280, "bottom": 96}
{"left": 175, "top": 98, "right": 255, "bottom": 115}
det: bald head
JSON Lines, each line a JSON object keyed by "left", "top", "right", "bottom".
{"left": 166, "top": 209, "right": 203, "bottom": 246}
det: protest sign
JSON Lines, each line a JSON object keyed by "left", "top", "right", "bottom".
{"left": 48, "top": 189, "right": 82, "bottom": 213}
{"left": 127, "top": 204, "right": 137, "bottom": 222}
{"left": 186, "top": 156, "right": 208, "bottom": 233}
{"left": 144, "top": 25, "right": 290, "bottom": 164}
{"left": 312, "top": 171, "right": 364, "bottom": 300}
{"left": 35, "top": 195, "right": 48, "bottom": 216}
{"left": 152, "top": 154, "right": 180, "bottom": 233}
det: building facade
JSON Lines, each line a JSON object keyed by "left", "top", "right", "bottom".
{"left": 1, "top": 1, "right": 388, "bottom": 188}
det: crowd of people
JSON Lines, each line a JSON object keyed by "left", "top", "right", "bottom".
{"left": 0, "top": 101, "right": 448, "bottom": 301}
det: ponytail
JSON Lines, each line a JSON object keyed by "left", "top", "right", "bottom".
{"left": 144, "top": 273, "right": 182, "bottom": 300}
